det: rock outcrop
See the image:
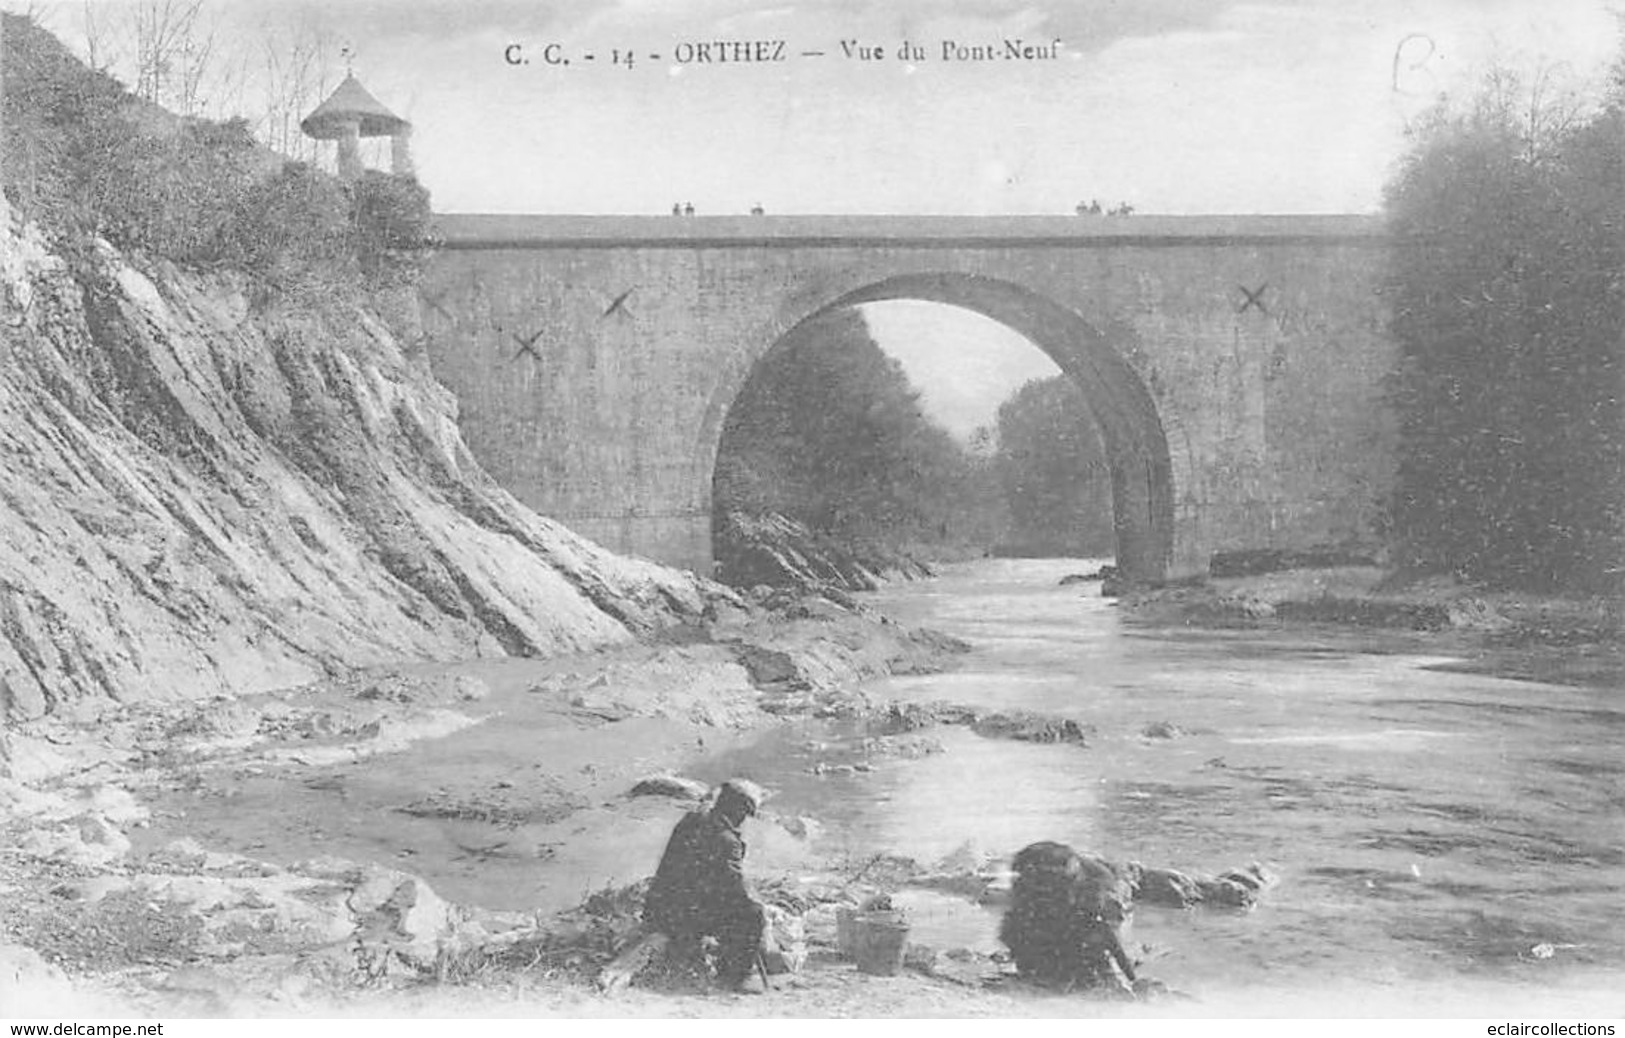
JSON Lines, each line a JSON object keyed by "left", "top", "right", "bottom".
{"left": 0, "top": 203, "right": 718, "bottom": 727}
{"left": 714, "top": 510, "right": 933, "bottom": 593}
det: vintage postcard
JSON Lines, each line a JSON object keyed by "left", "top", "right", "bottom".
{"left": 1, "top": 0, "right": 1621, "bottom": 1027}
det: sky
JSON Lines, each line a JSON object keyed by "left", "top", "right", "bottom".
{"left": 33, "top": 0, "right": 1623, "bottom": 217}
{"left": 862, "top": 301, "right": 1060, "bottom": 441}
{"left": 26, "top": 0, "right": 1622, "bottom": 436}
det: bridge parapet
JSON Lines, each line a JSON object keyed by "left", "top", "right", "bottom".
{"left": 432, "top": 213, "right": 1388, "bottom": 250}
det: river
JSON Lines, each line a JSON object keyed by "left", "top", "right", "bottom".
{"left": 140, "top": 557, "right": 1625, "bottom": 1014}
{"left": 701, "top": 558, "right": 1625, "bottom": 1012}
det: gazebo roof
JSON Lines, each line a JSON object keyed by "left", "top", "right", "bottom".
{"left": 300, "top": 74, "right": 409, "bottom": 139}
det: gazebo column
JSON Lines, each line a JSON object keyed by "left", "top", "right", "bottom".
{"left": 335, "top": 118, "right": 362, "bottom": 181}
{"left": 390, "top": 125, "right": 414, "bottom": 177}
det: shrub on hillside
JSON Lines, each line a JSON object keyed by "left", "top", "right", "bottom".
{"left": 215, "top": 162, "right": 357, "bottom": 287}
{"left": 2, "top": 14, "right": 434, "bottom": 296}
{"left": 87, "top": 118, "right": 263, "bottom": 262}
{"left": 350, "top": 170, "right": 436, "bottom": 287}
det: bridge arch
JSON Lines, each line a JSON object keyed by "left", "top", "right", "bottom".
{"left": 700, "top": 272, "right": 1175, "bottom": 582}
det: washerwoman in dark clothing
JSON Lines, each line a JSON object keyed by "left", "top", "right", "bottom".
{"left": 643, "top": 779, "right": 769, "bottom": 992}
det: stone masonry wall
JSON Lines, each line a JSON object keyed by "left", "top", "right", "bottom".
{"left": 420, "top": 217, "right": 1396, "bottom": 580}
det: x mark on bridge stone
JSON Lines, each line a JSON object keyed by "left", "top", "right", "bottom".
{"left": 1237, "top": 283, "right": 1269, "bottom": 315}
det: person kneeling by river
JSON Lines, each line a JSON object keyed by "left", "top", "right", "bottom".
{"left": 999, "top": 840, "right": 1139, "bottom": 993}
{"left": 641, "top": 779, "right": 770, "bottom": 993}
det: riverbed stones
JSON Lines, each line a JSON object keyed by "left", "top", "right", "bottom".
{"left": 762, "top": 903, "right": 807, "bottom": 974}
{"left": 1195, "top": 877, "right": 1255, "bottom": 908}
{"left": 730, "top": 644, "right": 805, "bottom": 689}
{"left": 1128, "top": 861, "right": 1275, "bottom": 910}
{"left": 972, "top": 711, "right": 1092, "bottom": 745}
{"left": 1198, "top": 862, "right": 1276, "bottom": 908}
{"left": 122, "top": 871, "right": 354, "bottom": 958}
{"left": 628, "top": 774, "right": 710, "bottom": 801}
{"left": 1129, "top": 865, "right": 1204, "bottom": 908}
{"left": 880, "top": 700, "right": 979, "bottom": 731}
{"left": 348, "top": 865, "right": 468, "bottom": 971}
{"left": 141, "top": 837, "right": 270, "bottom": 876}
{"left": 165, "top": 698, "right": 261, "bottom": 742}
{"left": 780, "top": 596, "right": 853, "bottom": 623}
{"left": 899, "top": 626, "right": 973, "bottom": 663}
{"left": 1218, "top": 593, "right": 1276, "bottom": 620}
{"left": 16, "top": 813, "right": 131, "bottom": 868}
{"left": 861, "top": 734, "right": 946, "bottom": 759}
{"left": 776, "top": 814, "right": 822, "bottom": 840}
{"left": 876, "top": 701, "right": 1094, "bottom": 744}
{"left": 0, "top": 734, "right": 77, "bottom": 786}
{"left": 1220, "top": 862, "right": 1276, "bottom": 892}
{"left": 38, "top": 855, "right": 466, "bottom": 975}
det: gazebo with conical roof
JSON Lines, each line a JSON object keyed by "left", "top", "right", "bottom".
{"left": 300, "top": 73, "right": 412, "bottom": 181}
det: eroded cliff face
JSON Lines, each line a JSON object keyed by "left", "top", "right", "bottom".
{"left": 0, "top": 204, "right": 717, "bottom": 723}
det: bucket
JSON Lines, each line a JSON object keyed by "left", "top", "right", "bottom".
{"left": 842, "top": 910, "right": 910, "bottom": 976}
{"left": 836, "top": 907, "right": 860, "bottom": 957}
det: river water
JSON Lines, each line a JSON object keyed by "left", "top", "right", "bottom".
{"left": 700, "top": 558, "right": 1625, "bottom": 1013}
{"left": 143, "top": 557, "right": 1624, "bottom": 1014}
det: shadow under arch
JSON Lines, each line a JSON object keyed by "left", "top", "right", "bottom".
{"left": 704, "top": 272, "right": 1174, "bottom": 582}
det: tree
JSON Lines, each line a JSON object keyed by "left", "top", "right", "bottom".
{"left": 254, "top": 11, "right": 340, "bottom": 163}
{"left": 70, "top": 2, "right": 334, "bottom": 159}
{"left": 714, "top": 308, "right": 995, "bottom": 555}
{"left": 1382, "top": 63, "right": 1623, "bottom": 591}
{"left": 992, "top": 375, "right": 1114, "bottom": 556}
{"left": 76, "top": 0, "right": 233, "bottom": 117}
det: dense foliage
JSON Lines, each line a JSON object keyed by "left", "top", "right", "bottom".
{"left": 1382, "top": 69, "right": 1624, "bottom": 591}
{"left": 992, "top": 376, "right": 1115, "bottom": 556}
{"left": 1, "top": 14, "right": 433, "bottom": 294}
{"left": 714, "top": 309, "right": 1002, "bottom": 559}
{"left": 713, "top": 309, "right": 1127, "bottom": 573}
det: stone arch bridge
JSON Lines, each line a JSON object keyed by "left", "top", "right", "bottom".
{"left": 420, "top": 214, "right": 1397, "bottom": 582}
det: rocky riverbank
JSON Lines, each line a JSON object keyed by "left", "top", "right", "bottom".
{"left": 1, "top": 192, "right": 721, "bottom": 732}
{"left": 1, "top": 595, "right": 1279, "bottom": 1020}
{"left": 8, "top": 562, "right": 1618, "bottom": 1018}
{"left": 0, "top": 588, "right": 981, "bottom": 1015}
{"left": 1, "top": 582, "right": 1266, "bottom": 1019}
{"left": 713, "top": 511, "right": 936, "bottom": 594}
{"left": 0, "top": 183, "right": 1017, "bottom": 1018}
{"left": 1106, "top": 566, "right": 1624, "bottom": 690}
